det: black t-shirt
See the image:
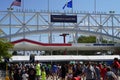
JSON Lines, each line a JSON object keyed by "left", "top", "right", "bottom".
{"left": 28, "top": 68, "right": 36, "bottom": 80}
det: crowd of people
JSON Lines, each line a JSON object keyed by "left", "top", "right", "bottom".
{"left": 6, "top": 58, "right": 120, "bottom": 80}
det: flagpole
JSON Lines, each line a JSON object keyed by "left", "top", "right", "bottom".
{"left": 23, "top": 0, "right": 25, "bottom": 39}
{"left": 48, "top": 0, "right": 49, "bottom": 12}
{"left": 72, "top": 0, "right": 73, "bottom": 13}
{"left": 23, "top": 0, "right": 24, "bottom": 11}
{"left": 94, "top": 0, "right": 96, "bottom": 14}
{"left": 8, "top": 1, "right": 14, "bottom": 10}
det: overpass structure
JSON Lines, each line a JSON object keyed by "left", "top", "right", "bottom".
{"left": 0, "top": 10, "right": 120, "bottom": 51}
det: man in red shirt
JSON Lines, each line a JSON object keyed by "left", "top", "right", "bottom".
{"left": 112, "top": 58, "right": 120, "bottom": 79}
{"left": 100, "top": 64, "right": 107, "bottom": 80}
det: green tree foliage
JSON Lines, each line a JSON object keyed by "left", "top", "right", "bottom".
{"left": 77, "top": 36, "right": 96, "bottom": 43}
{"left": 0, "top": 39, "right": 13, "bottom": 62}
{"left": 74, "top": 36, "right": 110, "bottom": 55}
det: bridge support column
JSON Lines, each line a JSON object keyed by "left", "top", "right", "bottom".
{"left": 48, "top": 32, "right": 52, "bottom": 43}
{"left": 96, "top": 36, "right": 102, "bottom": 43}
{"left": 74, "top": 32, "right": 78, "bottom": 43}
{"left": 50, "top": 50, "right": 53, "bottom": 55}
{"left": 9, "top": 11, "right": 12, "bottom": 42}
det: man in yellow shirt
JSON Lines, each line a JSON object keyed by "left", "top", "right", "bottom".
{"left": 35, "top": 61, "right": 41, "bottom": 80}
{"left": 41, "top": 67, "right": 46, "bottom": 80}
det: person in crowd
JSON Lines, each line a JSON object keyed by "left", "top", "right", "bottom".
{"left": 28, "top": 64, "right": 36, "bottom": 80}
{"left": 45, "top": 64, "right": 52, "bottom": 79}
{"left": 61, "top": 64, "right": 67, "bottom": 80}
{"left": 74, "top": 63, "right": 83, "bottom": 77}
{"left": 112, "top": 57, "right": 120, "bottom": 78}
{"left": 13, "top": 64, "right": 22, "bottom": 80}
{"left": 72, "top": 63, "right": 82, "bottom": 80}
{"left": 41, "top": 67, "right": 46, "bottom": 80}
{"left": 22, "top": 70, "right": 29, "bottom": 80}
{"left": 82, "top": 61, "right": 96, "bottom": 80}
{"left": 93, "top": 63, "right": 101, "bottom": 80}
{"left": 105, "top": 66, "right": 118, "bottom": 80}
{"left": 35, "top": 61, "right": 41, "bottom": 80}
{"left": 67, "top": 64, "right": 73, "bottom": 80}
{"left": 98, "top": 63, "right": 107, "bottom": 80}
{"left": 8, "top": 64, "right": 14, "bottom": 80}
{"left": 52, "top": 64, "right": 58, "bottom": 80}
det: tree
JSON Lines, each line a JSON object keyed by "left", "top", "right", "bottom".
{"left": 0, "top": 39, "right": 13, "bottom": 62}
{"left": 77, "top": 36, "right": 96, "bottom": 43}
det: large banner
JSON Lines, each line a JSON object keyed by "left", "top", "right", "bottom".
{"left": 51, "top": 15, "right": 77, "bottom": 23}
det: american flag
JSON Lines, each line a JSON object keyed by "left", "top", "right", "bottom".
{"left": 11, "top": 0, "right": 21, "bottom": 7}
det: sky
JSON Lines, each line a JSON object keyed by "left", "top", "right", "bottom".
{"left": 0, "top": 0, "right": 120, "bottom": 43}
{"left": 0, "top": 0, "right": 120, "bottom": 14}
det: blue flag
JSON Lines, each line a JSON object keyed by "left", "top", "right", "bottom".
{"left": 63, "top": 0, "right": 72, "bottom": 9}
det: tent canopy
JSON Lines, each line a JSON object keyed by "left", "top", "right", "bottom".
{"left": 11, "top": 39, "right": 116, "bottom": 51}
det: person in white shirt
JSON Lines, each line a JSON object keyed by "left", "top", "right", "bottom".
{"left": 22, "top": 71, "right": 29, "bottom": 80}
